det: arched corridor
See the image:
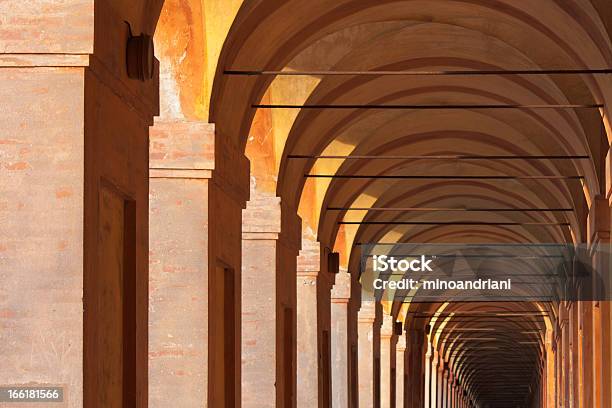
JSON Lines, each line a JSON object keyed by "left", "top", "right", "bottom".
{"left": 1, "top": 0, "right": 612, "bottom": 407}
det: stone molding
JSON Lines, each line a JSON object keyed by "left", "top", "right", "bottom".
{"left": 297, "top": 238, "right": 321, "bottom": 274}
{"left": 149, "top": 120, "right": 250, "bottom": 204}
{"left": 396, "top": 334, "right": 407, "bottom": 352}
{"left": 331, "top": 270, "right": 351, "bottom": 302}
{"left": 380, "top": 315, "right": 395, "bottom": 338}
{"left": 358, "top": 302, "right": 377, "bottom": 323}
{"left": 0, "top": 53, "right": 90, "bottom": 67}
{"left": 150, "top": 120, "right": 215, "bottom": 176}
{"left": 381, "top": 314, "right": 395, "bottom": 338}
{"left": 242, "top": 193, "right": 281, "bottom": 238}
{"left": 241, "top": 194, "right": 302, "bottom": 252}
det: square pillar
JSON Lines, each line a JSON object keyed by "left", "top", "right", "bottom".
{"left": 587, "top": 196, "right": 611, "bottom": 408}
{"left": 149, "top": 121, "right": 249, "bottom": 407}
{"left": 406, "top": 329, "right": 425, "bottom": 408}
{"left": 395, "top": 334, "right": 407, "bottom": 408}
{"left": 331, "top": 270, "right": 351, "bottom": 408}
{"left": 380, "top": 314, "right": 394, "bottom": 408}
{"left": 242, "top": 192, "right": 301, "bottom": 408}
{"left": 358, "top": 302, "right": 377, "bottom": 408}
{"left": 428, "top": 348, "right": 440, "bottom": 408}
{"left": 296, "top": 237, "right": 335, "bottom": 408}
{"left": 1, "top": 3, "right": 158, "bottom": 406}
{"left": 436, "top": 358, "right": 445, "bottom": 408}
{"left": 424, "top": 341, "right": 433, "bottom": 408}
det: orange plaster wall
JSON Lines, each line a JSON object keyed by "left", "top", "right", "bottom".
{"left": 247, "top": 92, "right": 278, "bottom": 194}
{"left": 155, "top": 0, "right": 208, "bottom": 120}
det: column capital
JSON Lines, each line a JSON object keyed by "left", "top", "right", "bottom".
{"left": 150, "top": 120, "right": 250, "bottom": 204}
{"left": 150, "top": 120, "right": 215, "bottom": 178}
{"left": 437, "top": 357, "right": 445, "bottom": 372}
{"left": 331, "top": 269, "right": 351, "bottom": 302}
{"left": 297, "top": 236, "right": 321, "bottom": 276}
{"left": 432, "top": 349, "right": 440, "bottom": 366}
{"left": 381, "top": 314, "right": 395, "bottom": 338}
{"left": 358, "top": 301, "right": 377, "bottom": 323}
{"left": 396, "top": 334, "right": 407, "bottom": 352}
{"left": 242, "top": 192, "right": 281, "bottom": 239}
{"left": 242, "top": 190, "right": 301, "bottom": 250}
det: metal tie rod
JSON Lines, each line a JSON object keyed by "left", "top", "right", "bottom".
{"left": 339, "top": 221, "right": 570, "bottom": 226}
{"left": 306, "top": 174, "right": 584, "bottom": 180}
{"left": 288, "top": 154, "right": 590, "bottom": 160}
{"left": 225, "top": 68, "right": 612, "bottom": 76}
{"left": 254, "top": 103, "right": 603, "bottom": 110}
{"left": 327, "top": 207, "right": 574, "bottom": 212}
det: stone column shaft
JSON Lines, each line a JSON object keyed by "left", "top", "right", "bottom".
{"left": 150, "top": 122, "right": 249, "bottom": 407}
{"left": 396, "top": 335, "right": 407, "bottom": 408}
{"left": 407, "top": 330, "right": 425, "bottom": 408}
{"left": 242, "top": 191, "right": 301, "bottom": 408}
{"left": 1, "top": 5, "right": 161, "bottom": 406}
{"left": 430, "top": 351, "right": 439, "bottom": 408}
{"left": 588, "top": 196, "right": 611, "bottom": 408}
{"left": 380, "top": 315, "right": 394, "bottom": 408}
{"left": 424, "top": 345, "right": 433, "bottom": 408}
{"left": 358, "top": 303, "right": 377, "bottom": 408}
{"left": 331, "top": 271, "right": 351, "bottom": 408}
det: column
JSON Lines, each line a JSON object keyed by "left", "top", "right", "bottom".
{"left": 430, "top": 350, "right": 439, "bottom": 408}
{"left": 544, "top": 329, "right": 556, "bottom": 408}
{"left": 358, "top": 302, "right": 377, "bottom": 408}
{"left": 150, "top": 122, "right": 249, "bottom": 407}
{"left": 0, "top": 3, "right": 159, "bottom": 406}
{"left": 606, "top": 152, "right": 612, "bottom": 408}
{"left": 446, "top": 371, "right": 453, "bottom": 408}
{"left": 407, "top": 329, "right": 425, "bottom": 408}
{"left": 331, "top": 270, "right": 351, "bottom": 408}
{"left": 436, "top": 358, "right": 445, "bottom": 408}
{"left": 296, "top": 238, "right": 334, "bottom": 408}
{"left": 442, "top": 370, "right": 449, "bottom": 408}
{"left": 396, "top": 334, "right": 407, "bottom": 408}
{"left": 588, "top": 196, "right": 610, "bottom": 408}
{"left": 560, "top": 304, "right": 571, "bottom": 408}
{"left": 424, "top": 342, "right": 433, "bottom": 408}
{"left": 242, "top": 191, "right": 301, "bottom": 407}
{"left": 380, "top": 315, "right": 394, "bottom": 408}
